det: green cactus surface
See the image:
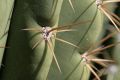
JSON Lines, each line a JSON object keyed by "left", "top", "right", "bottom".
{"left": 0, "top": 0, "right": 120, "bottom": 80}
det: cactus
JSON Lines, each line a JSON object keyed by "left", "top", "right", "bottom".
{"left": 0, "top": 0, "right": 120, "bottom": 80}
{"left": 0, "top": 0, "right": 14, "bottom": 68}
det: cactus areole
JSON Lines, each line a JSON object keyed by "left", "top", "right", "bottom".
{"left": 42, "top": 27, "right": 53, "bottom": 40}
{"left": 96, "top": 0, "right": 103, "bottom": 6}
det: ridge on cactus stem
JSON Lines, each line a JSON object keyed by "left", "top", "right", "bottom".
{"left": 96, "top": 0, "right": 120, "bottom": 32}
{"left": 22, "top": 20, "right": 90, "bottom": 73}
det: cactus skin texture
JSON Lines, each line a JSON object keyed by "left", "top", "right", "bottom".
{"left": 3, "top": 0, "right": 120, "bottom": 80}
{"left": 48, "top": 0, "right": 103, "bottom": 79}
{"left": 0, "top": 0, "right": 14, "bottom": 68}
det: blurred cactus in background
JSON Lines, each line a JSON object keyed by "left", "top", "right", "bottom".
{"left": 0, "top": 0, "right": 120, "bottom": 80}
